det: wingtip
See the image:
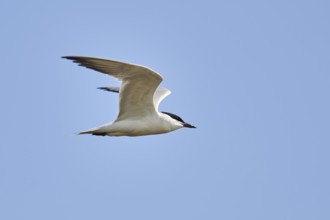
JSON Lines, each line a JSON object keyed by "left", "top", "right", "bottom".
{"left": 97, "top": 87, "right": 120, "bottom": 93}
{"left": 62, "top": 56, "right": 74, "bottom": 60}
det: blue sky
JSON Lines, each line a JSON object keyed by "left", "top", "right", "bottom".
{"left": 1, "top": 0, "right": 329, "bottom": 219}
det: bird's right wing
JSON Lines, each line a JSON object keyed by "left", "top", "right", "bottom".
{"left": 153, "top": 87, "right": 171, "bottom": 111}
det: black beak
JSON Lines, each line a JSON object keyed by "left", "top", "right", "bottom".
{"left": 183, "top": 123, "right": 196, "bottom": 128}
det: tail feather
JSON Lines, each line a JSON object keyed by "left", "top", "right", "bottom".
{"left": 78, "top": 130, "right": 93, "bottom": 135}
{"left": 78, "top": 123, "right": 112, "bottom": 136}
{"left": 78, "top": 129, "right": 107, "bottom": 136}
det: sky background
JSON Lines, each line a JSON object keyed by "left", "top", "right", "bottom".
{"left": 1, "top": 0, "right": 329, "bottom": 219}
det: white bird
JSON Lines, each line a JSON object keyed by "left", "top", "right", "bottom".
{"left": 62, "top": 56, "right": 196, "bottom": 137}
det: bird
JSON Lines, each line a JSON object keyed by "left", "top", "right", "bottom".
{"left": 62, "top": 56, "right": 196, "bottom": 137}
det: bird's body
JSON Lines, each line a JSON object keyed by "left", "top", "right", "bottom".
{"left": 62, "top": 56, "right": 195, "bottom": 137}
{"left": 80, "top": 112, "right": 182, "bottom": 136}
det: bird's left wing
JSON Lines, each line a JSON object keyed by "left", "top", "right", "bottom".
{"left": 99, "top": 86, "right": 171, "bottom": 111}
{"left": 62, "top": 56, "right": 163, "bottom": 120}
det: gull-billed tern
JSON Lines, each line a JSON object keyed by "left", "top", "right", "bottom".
{"left": 62, "top": 56, "right": 196, "bottom": 136}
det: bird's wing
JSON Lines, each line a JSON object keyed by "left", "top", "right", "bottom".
{"left": 63, "top": 56, "right": 163, "bottom": 120}
{"left": 98, "top": 86, "right": 120, "bottom": 93}
{"left": 153, "top": 87, "right": 171, "bottom": 111}
{"left": 99, "top": 86, "right": 171, "bottom": 111}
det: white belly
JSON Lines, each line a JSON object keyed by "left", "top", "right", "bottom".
{"left": 100, "top": 118, "right": 176, "bottom": 136}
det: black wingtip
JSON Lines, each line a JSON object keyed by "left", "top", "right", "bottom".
{"left": 98, "top": 87, "right": 110, "bottom": 91}
{"left": 97, "top": 87, "right": 120, "bottom": 93}
{"left": 62, "top": 56, "right": 75, "bottom": 60}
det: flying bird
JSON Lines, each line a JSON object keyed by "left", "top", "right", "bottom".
{"left": 62, "top": 56, "right": 196, "bottom": 136}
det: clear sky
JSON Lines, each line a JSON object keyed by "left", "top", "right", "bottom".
{"left": 1, "top": 0, "right": 329, "bottom": 219}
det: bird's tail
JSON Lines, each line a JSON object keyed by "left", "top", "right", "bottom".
{"left": 78, "top": 128, "right": 107, "bottom": 136}
{"left": 78, "top": 130, "right": 93, "bottom": 135}
{"left": 78, "top": 131, "right": 108, "bottom": 136}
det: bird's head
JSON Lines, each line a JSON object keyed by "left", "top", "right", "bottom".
{"left": 161, "top": 112, "right": 196, "bottom": 129}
